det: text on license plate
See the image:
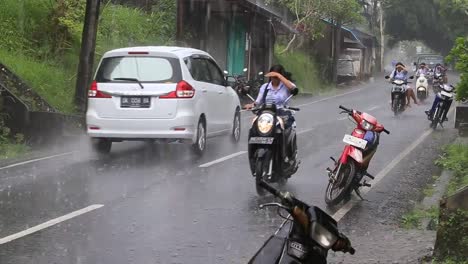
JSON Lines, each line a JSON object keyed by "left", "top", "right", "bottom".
{"left": 343, "top": 134, "right": 367, "bottom": 149}
{"left": 121, "top": 96, "right": 151, "bottom": 108}
{"left": 249, "top": 137, "right": 274, "bottom": 144}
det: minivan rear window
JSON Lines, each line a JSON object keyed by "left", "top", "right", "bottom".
{"left": 96, "top": 56, "right": 182, "bottom": 83}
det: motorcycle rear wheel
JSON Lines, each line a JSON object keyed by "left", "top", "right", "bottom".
{"left": 325, "top": 161, "right": 356, "bottom": 206}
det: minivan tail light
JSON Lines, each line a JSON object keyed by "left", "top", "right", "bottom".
{"left": 88, "top": 81, "right": 112, "bottom": 98}
{"left": 160, "top": 81, "right": 195, "bottom": 99}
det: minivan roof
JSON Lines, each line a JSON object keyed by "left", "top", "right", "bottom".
{"left": 103, "top": 46, "right": 211, "bottom": 59}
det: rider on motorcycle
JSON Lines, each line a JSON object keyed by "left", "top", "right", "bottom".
{"left": 434, "top": 63, "right": 448, "bottom": 83}
{"left": 244, "top": 64, "right": 297, "bottom": 116}
{"left": 425, "top": 84, "right": 455, "bottom": 122}
{"left": 389, "top": 62, "right": 419, "bottom": 106}
{"left": 416, "top": 63, "right": 429, "bottom": 76}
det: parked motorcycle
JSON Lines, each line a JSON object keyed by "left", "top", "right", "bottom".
{"left": 249, "top": 180, "right": 355, "bottom": 264}
{"left": 415, "top": 73, "right": 429, "bottom": 101}
{"left": 324, "top": 105, "right": 389, "bottom": 206}
{"left": 247, "top": 88, "right": 300, "bottom": 196}
{"left": 385, "top": 75, "right": 414, "bottom": 116}
{"left": 429, "top": 84, "right": 455, "bottom": 129}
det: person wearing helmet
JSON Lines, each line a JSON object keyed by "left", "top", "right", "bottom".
{"left": 434, "top": 63, "right": 448, "bottom": 83}
{"left": 389, "top": 62, "right": 419, "bottom": 107}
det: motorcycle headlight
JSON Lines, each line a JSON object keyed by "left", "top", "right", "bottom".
{"left": 310, "top": 222, "right": 338, "bottom": 249}
{"left": 257, "top": 113, "right": 274, "bottom": 134}
{"left": 361, "top": 120, "right": 374, "bottom": 131}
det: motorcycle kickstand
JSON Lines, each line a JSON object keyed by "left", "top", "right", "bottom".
{"left": 354, "top": 187, "right": 366, "bottom": 201}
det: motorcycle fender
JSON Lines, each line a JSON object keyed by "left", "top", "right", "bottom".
{"left": 248, "top": 235, "right": 287, "bottom": 264}
{"left": 340, "top": 145, "right": 363, "bottom": 164}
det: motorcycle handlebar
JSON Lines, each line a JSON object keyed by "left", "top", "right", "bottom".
{"left": 288, "top": 107, "right": 300, "bottom": 111}
{"left": 258, "top": 180, "right": 282, "bottom": 198}
{"left": 383, "top": 128, "right": 390, "bottom": 135}
{"left": 339, "top": 105, "right": 352, "bottom": 113}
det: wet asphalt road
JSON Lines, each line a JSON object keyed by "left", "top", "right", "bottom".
{"left": 0, "top": 76, "right": 455, "bottom": 263}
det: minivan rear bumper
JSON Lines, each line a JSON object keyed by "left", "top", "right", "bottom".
{"left": 86, "top": 113, "right": 196, "bottom": 142}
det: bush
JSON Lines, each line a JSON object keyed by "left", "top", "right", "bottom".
{"left": 435, "top": 143, "right": 468, "bottom": 195}
{"left": 274, "top": 45, "right": 325, "bottom": 94}
{"left": 446, "top": 37, "right": 468, "bottom": 101}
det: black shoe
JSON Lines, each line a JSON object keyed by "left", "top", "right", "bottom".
{"left": 444, "top": 117, "right": 448, "bottom": 122}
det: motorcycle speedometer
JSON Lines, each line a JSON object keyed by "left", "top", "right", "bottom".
{"left": 310, "top": 222, "right": 338, "bottom": 249}
{"left": 257, "top": 113, "right": 274, "bottom": 134}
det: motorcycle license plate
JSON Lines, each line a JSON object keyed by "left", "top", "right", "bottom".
{"left": 249, "top": 137, "right": 274, "bottom": 144}
{"left": 441, "top": 91, "right": 453, "bottom": 98}
{"left": 343, "top": 134, "right": 367, "bottom": 149}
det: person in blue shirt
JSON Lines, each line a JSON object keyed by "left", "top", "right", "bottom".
{"left": 244, "top": 64, "right": 297, "bottom": 110}
{"left": 389, "top": 62, "right": 418, "bottom": 107}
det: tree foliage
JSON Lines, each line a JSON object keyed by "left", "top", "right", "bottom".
{"left": 383, "top": 0, "right": 468, "bottom": 54}
{"left": 446, "top": 37, "right": 468, "bottom": 100}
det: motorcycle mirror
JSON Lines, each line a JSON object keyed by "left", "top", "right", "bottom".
{"left": 223, "top": 70, "right": 229, "bottom": 76}
{"left": 384, "top": 75, "right": 390, "bottom": 79}
{"left": 243, "top": 68, "right": 248, "bottom": 73}
{"left": 258, "top": 71, "right": 264, "bottom": 75}
{"left": 409, "top": 76, "right": 415, "bottom": 79}
{"left": 291, "top": 88, "right": 299, "bottom": 96}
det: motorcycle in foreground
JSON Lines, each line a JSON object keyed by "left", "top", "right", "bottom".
{"left": 249, "top": 180, "right": 355, "bottom": 264}
{"left": 247, "top": 88, "right": 300, "bottom": 196}
{"left": 429, "top": 84, "right": 455, "bottom": 129}
{"left": 325, "top": 106, "right": 390, "bottom": 206}
{"left": 385, "top": 75, "right": 414, "bottom": 116}
{"left": 415, "top": 73, "right": 429, "bottom": 101}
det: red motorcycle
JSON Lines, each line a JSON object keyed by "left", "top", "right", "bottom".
{"left": 325, "top": 105, "right": 390, "bottom": 206}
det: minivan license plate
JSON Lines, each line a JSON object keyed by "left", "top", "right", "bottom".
{"left": 121, "top": 96, "right": 151, "bottom": 108}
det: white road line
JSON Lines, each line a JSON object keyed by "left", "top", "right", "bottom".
{"left": 199, "top": 151, "right": 247, "bottom": 168}
{"left": 296, "top": 88, "right": 363, "bottom": 107}
{"left": 0, "top": 152, "right": 76, "bottom": 171}
{"left": 367, "top": 105, "right": 381, "bottom": 111}
{"left": 297, "top": 128, "right": 315, "bottom": 135}
{"left": 332, "top": 108, "right": 455, "bottom": 221}
{"left": 337, "top": 117, "right": 348, "bottom": 121}
{"left": 0, "top": 204, "right": 104, "bottom": 245}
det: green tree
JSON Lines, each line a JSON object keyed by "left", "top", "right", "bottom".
{"left": 446, "top": 37, "right": 468, "bottom": 101}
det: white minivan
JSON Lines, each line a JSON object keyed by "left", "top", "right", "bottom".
{"left": 86, "top": 46, "right": 241, "bottom": 155}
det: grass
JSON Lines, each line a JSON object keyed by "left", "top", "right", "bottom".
{"left": 401, "top": 206, "right": 439, "bottom": 229}
{"left": 274, "top": 45, "right": 330, "bottom": 94}
{"left": 435, "top": 143, "right": 468, "bottom": 196}
{"left": 0, "top": 49, "right": 76, "bottom": 113}
{"left": 0, "top": 141, "right": 30, "bottom": 160}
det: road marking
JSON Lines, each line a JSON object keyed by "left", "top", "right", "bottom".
{"left": 0, "top": 204, "right": 104, "bottom": 245}
{"left": 296, "top": 88, "right": 363, "bottom": 107}
{"left": 199, "top": 151, "right": 248, "bottom": 168}
{"left": 332, "top": 108, "right": 455, "bottom": 221}
{"left": 297, "top": 128, "right": 315, "bottom": 135}
{"left": 337, "top": 117, "right": 348, "bottom": 121}
{"left": 367, "top": 105, "right": 381, "bottom": 111}
{"left": 0, "top": 152, "right": 76, "bottom": 171}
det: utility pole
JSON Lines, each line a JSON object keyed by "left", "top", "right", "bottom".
{"left": 74, "top": 0, "right": 101, "bottom": 113}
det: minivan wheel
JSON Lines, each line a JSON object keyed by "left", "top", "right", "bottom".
{"left": 231, "top": 110, "right": 241, "bottom": 143}
{"left": 92, "top": 138, "right": 112, "bottom": 154}
{"left": 192, "top": 119, "right": 206, "bottom": 156}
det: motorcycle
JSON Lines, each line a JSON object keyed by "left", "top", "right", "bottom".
{"left": 429, "top": 84, "right": 455, "bottom": 129}
{"left": 325, "top": 105, "right": 390, "bottom": 206}
{"left": 415, "top": 73, "right": 429, "bottom": 101}
{"left": 247, "top": 88, "right": 300, "bottom": 196}
{"left": 385, "top": 75, "right": 414, "bottom": 116}
{"left": 249, "top": 180, "right": 355, "bottom": 264}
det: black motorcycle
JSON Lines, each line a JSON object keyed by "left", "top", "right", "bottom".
{"left": 249, "top": 180, "right": 355, "bottom": 264}
{"left": 248, "top": 89, "right": 300, "bottom": 196}
{"left": 385, "top": 75, "right": 414, "bottom": 116}
{"left": 429, "top": 84, "right": 455, "bottom": 129}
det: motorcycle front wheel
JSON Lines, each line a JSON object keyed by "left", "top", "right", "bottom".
{"left": 325, "top": 161, "right": 356, "bottom": 206}
{"left": 255, "top": 158, "right": 267, "bottom": 196}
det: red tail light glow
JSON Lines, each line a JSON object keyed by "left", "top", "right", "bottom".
{"left": 88, "top": 81, "right": 112, "bottom": 98}
{"left": 160, "top": 81, "right": 195, "bottom": 99}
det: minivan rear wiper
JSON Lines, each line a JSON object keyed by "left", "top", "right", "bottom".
{"left": 113, "top": 78, "right": 144, "bottom": 89}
